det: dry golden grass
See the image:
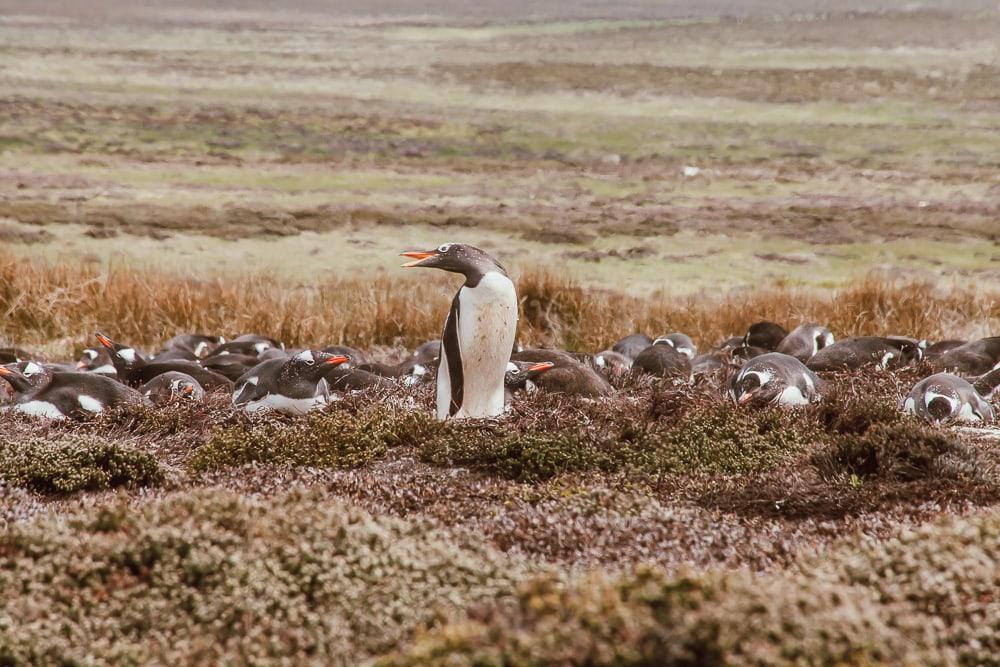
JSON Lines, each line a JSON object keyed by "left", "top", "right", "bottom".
{"left": 1, "top": 251, "right": 996, "bottom": 355}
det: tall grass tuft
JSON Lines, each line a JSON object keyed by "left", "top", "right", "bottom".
{"left": 1, "top": 252, "right": 996, "bottom": 354}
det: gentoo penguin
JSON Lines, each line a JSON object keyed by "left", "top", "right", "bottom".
{"left": 77, "top": 347, "right": 118, "bottom": 376}
{"left": 413, "top": 340, "right": 442, "bottom": 365}
{"left": 401, "top": 243, "right": 518, "bottom": 420}
{"left": 632, "top": 340, "right": 692, "bottom": 379}
{"left": 511, "top": 348, "right": 583, "bottom": 368}
{"left": 140, "top": 371, "right": 205, "bottom": 405}
{"left": 96, "top": 333, "right": 233, "bottom": 391}
{"left": 506, "top": 360, "right": 613, "bottom": 398}
{"left": 322, "top": 345, "right": 369, "bottom": 366}
{"left": 158, "top": 334, "right": 225, "bottom": 359}
{"left": 0, "top": 361, "right": 142, "bottom": 420}
{"left": 924, "top": 339, "right": 966, "bottom": 362}
{"left": 743, "top": 321, "right": 788, "bottom": 351}
{"left": 806, "top": 336, "right": 921, "bottom": 372}
{"left": 652, "top": 333, "right": 697, "bottom": 359}
{"left": 593, "top": 350, "right": 632, "bottom": 374}
{"left": 612, "top": 334, "right": 653, "bottom": 361}
{"left": 205, "top": 340, "right": 277, "bottom": 359}
{"left": 149, "top": 348, "right": 199, "bottom": 363}
{"left": 903, "top": 373, "right": 994, "bottom": 424}
{"left": 776, "top": 323, "right": 835, "bottom": 362}
{"left": 232, "top": 334, "right": 284, "bottom": 350}
{"left": 200, "top": 353, "right": 262, "bottom": 381}
{"left": 730, "top": 352, "right": 821, "bottom": 407}
{"left": 232, "top": 351, "right": 349, "bottom": 415}
{"left": 690, "top": 349, "right": 736, "bottom": 375}
{"left": 935, "top": 337, "right": 1000, "bottom": 375}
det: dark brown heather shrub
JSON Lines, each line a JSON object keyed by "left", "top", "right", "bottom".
{"left": 0, "top": 436, "right": 163, "bottom": 493}
{"left": 0, "top": 489, "right": 528, "bottom": 665}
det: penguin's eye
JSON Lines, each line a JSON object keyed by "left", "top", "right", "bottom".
{"left": 437, "top": 243, "right": 452, "bottom": 253}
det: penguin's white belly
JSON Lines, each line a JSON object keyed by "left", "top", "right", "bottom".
{"left": 245, "top": 394, "right": 327, "bottom": 416}
{"left": 444, "top": 272, "right": 518, "bottom": 420}
{"left": 13, "top": 400, "right": 67, "bottom": 420}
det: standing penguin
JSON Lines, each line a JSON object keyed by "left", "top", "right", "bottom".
{"left": 401, "top": 243, "right": 518, "bottom": 420}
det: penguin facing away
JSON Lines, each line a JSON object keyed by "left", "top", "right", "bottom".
{"left": 401, "top": 243, "right": 518, "bottom": 420}
{"left": 776, "top": 323, "right": 834, "bottom": 362}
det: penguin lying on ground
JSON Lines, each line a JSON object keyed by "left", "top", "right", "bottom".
{"left": 232, "top": 351, "right": 350, "bottom": 415}
{"left": 806, "top": 336, "right": 921, "bottom": 372}
{"left": 612, "top": 334, "right": 653, "bottom": 361}
{"left": 506, "top": 359, "right": 613, "bottom": 398}
{"left": 158, "top": 334, "right": 225, "bottom": 359}
{"left": 593, "top": 350, "right": 632, "bottom": 374}
{"left": 77, "top": 347, "right": 118, "bottom": 376}
{"left": 903, "top": 373, "right": 994, "bottom": 424}
{"left": 776, "top": 323, "right": 834, "bottom": 362}
{"left": 631, "top": 340, "right": 692, "bottom": 379}
{"left": 652, "top": 333, "right": 697, "bottom": 359}
{"left": 742, "top": 321, "right": 788, "bottom": 351}
{"left": 96, "top": 333, "right": 233, "bottom": 391}
{"left": 141, "top": 371, "right": 205, "bottom": 405}
{"left": 402, "top": 243, "right": 518, "bottom": 420}
{"left": 730, "top": 352, "right": 821, "bottom": 406}
{"left": 935, "top": 337, "right": 1000, "bottom": 375}
{"left": 0, "top": 361, "right": 142, "bottom": 420}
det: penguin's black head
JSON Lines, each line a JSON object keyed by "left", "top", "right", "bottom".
{"left": 95, "top": 333, "right": 145, "bottom": 373}
{"left": 0, "top": 361, "right": 51, "bottom": 393}
{"left": 926, "top": 395, "right": 954, "bottom": 422}
{"left": 743, "top": 322, "right": 787, "bottom": 351}
{"left": 283, "top": 350, "right": 350, "bottom": 380}
{"left": 401, "top": 243, "right": 508, "bottom": 280}
{"left": 733, "top": 370, "right": 781, "bottom": 406}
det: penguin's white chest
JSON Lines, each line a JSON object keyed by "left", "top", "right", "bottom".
{"left": 442, "top": 272, "right": 518, "bottom": 420}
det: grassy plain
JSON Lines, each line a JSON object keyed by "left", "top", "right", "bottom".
{"left": 2, "top": 2, "right": 1000, "bottom": 664}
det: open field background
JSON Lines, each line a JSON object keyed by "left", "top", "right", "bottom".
{"left": 2, "top": 2, "right": 1000, "bottom": 664}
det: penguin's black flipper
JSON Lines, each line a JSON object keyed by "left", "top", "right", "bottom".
{"left": 442, "top": 292, "right": 464, "bottom": 417}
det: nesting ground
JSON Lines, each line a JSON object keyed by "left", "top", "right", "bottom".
{"left": 2, "top": 2, "right": 1000, "bottom": 664}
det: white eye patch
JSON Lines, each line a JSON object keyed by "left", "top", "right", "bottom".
{"left": 438, "top": 243, "right": 453, "bottom": 253}
{"left": 117, "top": 348, "right": 137, "bottom": 363}
{"left": 84, "top": 349, "right": 98, "bottom": 360}
{"left": 506, "top": 362, "right": 518, "bottom": 373}
{"left": 295, "top": 350, "right": 315, "bottom": 364}
{"left": 23, "top": 362, "right": 43, "bottom": 377}
{"left": 254, "top": 342, "right": 271, "bottom": 355}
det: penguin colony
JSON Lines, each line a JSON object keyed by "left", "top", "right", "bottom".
{"left": 2, "top": 243, "right": 999, "bottom": 426}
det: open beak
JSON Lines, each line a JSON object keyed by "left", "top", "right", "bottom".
{"left": 325, "top": 354, "right": 350, "bottom": 366}
{"left": 526, "top": 361, "right": 555, "bottom": 372}
{"left": 95, "top": 333, "right": 114, "bottom": 350}
{"left": 400, "top": 251, "right": 437, "bottom": 268}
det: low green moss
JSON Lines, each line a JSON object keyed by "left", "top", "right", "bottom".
{"left": 190, "top": 407, "right": 442, "bottom": 471}
{"left": 0, "top": 436, "right": 163, "bottom": 493}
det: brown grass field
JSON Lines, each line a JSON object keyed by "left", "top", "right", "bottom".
{"left": 2, "top": 1, "right": 1000, "bottom": 664}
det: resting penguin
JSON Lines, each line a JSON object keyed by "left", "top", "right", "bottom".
{"left": 806, "top": 336, "right": 921, "bottom": 372}
{"left": 730, "top": 352, "right": 821, "bottom": 407}
{"left": 612, "top": 334, "right": 653, "bottom": 361}
{"left": 141, "top": 372, "right": 205, "bottom": 405}
{"left": 0, "top": 361, "right": 142, "bottom": 420}
{"left": 742, "top": 321, "right": 788, "bottom": 352}
{"left": 158, "top": 334, "right": 225, "bottom": 359}
{"left": 973, "top": 368, "right": 1000, "bottom": 398}
{"left": 232, "top": 351, "right": 350, "bottom": 415}
{"left": 593, "top": 350, "right": 632, "bottom": 374}
{"left": 77, "top": 347, "right": 118, "bottom": 376}
{"left": 506, "top": 360, "right": 613, "bottom": 398}
{"left": 631, "top": 340, "right": 692, "bottom": 379}
{"left": 401, "top": 243, "right": 518, "bottom": 421}
{"left": 652, "top": 333, "right": 697, "bottom": 359}
{"left": 776, "top": 323, "right": 835, "bottom": 362}
{"left": 935, "top": 337, "right": 1000, "bottom": 376}
{"left": 96, "top": 333, "right": 233, "bottom": 391}
{"left": 903, "top": 373, "right": 994, "bottom": 424}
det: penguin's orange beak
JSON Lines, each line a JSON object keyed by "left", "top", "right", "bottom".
{"left": 95, "top": 333, "right": 114, "bottom": 350}
{"left": 526, "top": 361, "right": 555, "bottom": 372}
{"left": 76, "top": 360, "right": 89, "bottom": 369}
{"left": 738, "top": 391, "right": 755, "bottom": 405}
{"left": 181, "top": 384, "right": 195, "bottom": 395}
{"left": 400, "top": 251, "right": 436, "bottom": 268}
{"left": 324, "top": 354, "right": 350, "bottom": 366}
{"left": 0, "top": 366, "right": 12, "bottom": 377}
